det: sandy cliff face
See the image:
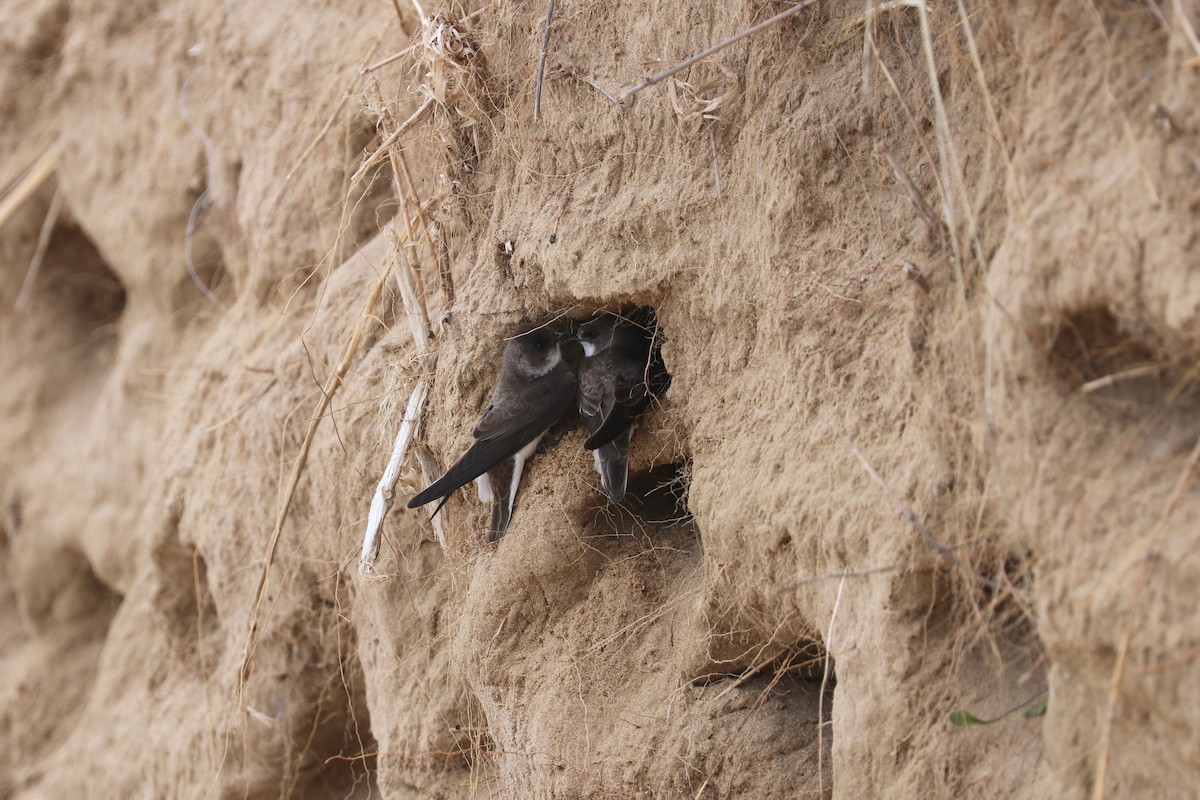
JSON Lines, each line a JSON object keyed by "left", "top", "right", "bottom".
{"left": 1, "top": 1, "right": 1197, "bottom": 798}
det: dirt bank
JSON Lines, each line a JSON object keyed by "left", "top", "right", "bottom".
{"left": 1, "top": 1, "right": 1198, "bottom": 797}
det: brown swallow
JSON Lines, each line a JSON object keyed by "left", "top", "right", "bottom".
{"left": 574, "top": 310, "right": 671, "bottom": 502}
{"left": 408, "top": 323, "right": 576, "bottom": 540}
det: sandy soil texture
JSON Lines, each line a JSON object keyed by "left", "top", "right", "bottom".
{"left": 1, "top": 1, "right": 1198, "bottom": 797}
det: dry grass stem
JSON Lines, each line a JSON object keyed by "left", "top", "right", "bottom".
{"left": 1081, "top": 365, "right": 1164, "bottom": 393}
{"left": 360, "top": 377, "right": 432, "bottom": 574}
{"left": 1092, "top": 434, "right": 1200, "bottom": 800}
{"left": 882, "top": 149, "right": 942, "bottom": 231}
{"left": 14, "top": 184, "right": 62, "bottom": 311}
{"left": 620, "top": 0, "right": 818, "bottom": 98}
{"left": 366, "top": 48, "right": 411, "bottom": 74}
{"left": 818, "top": 575, "right": 846, "bottom": 799}
{"left": 778, "top": 564, "right": 897, "bottom": 593}
{"left": 350, "top": 97, "right": 434, "bottom": 189}
{"left": 388, "top": 191, "right": 432, "bottom": 356}
{"left": 709, "top": 129, "right": 722, "bottom": 199}
{"left": 1175, "top": 0, "right": 1200, "bottom": 60}
{"left": 0, "top": 142, "right": 60, "bottom": 232}
{"left": 433, "top": 227, "right": 455, "bottom": 307}
{"left": 239, "top": 215, "right": 420, "bottom": 683}
{"left": 915, "top": 2, "right": 959, "bottom": 236}
{"left": 534, "top": 0, "right": 555, "bottom": 121}
{"left": 179, "top": 71, "right": 228, "bottom": 310}
{"left": 847, "top": 439, "right": 1007, "bottom": 591}
{"left": 393, "top": 145, "right": 447, "bottom": 305}
{"left": 413, "top": 444, "right": 447, "bottom": 545}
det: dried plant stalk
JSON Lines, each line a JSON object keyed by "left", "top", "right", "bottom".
{"left": 360, "top": 377, "right": 431, "bottom": 575}
{"left": 15, "top": 184, "right": 62, "bottom": 310}
{"left": 0, "top": 143, "right": 60, "bottom": 231}
{"left": 621, "top": 0, "right": 817, "bottom": 98}
{"left": 239, "top": 212, "right": 422, "bottom": 683}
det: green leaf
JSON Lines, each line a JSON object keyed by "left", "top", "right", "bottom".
{"left": 1024, "top": 700, "right": 1048, "bottom": 718}
{"left": 949, "top": 711, "right": 986, "bottom": 727}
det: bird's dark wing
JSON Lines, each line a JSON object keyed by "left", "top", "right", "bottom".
{"left": 583, "top": 345, "right": 670, "bottom": 450}
{"left": 407, "top": 367, "right": 575, "bottom": 508}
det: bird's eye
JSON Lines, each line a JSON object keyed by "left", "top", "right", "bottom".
{"left": 581, "top": 330, "right": 597, "bottom": 340}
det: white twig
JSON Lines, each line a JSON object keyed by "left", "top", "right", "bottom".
{"left": 818, "top": 575, "right": 846, "bottom": 798}
{"left": 620, "top": 0, "right": 818, "bottom": 98}
{"left": 359, "top": 105, "right": 442, "bottom": 575}
{"left": 360, "top": 378, "right": 431, "bottom": 573}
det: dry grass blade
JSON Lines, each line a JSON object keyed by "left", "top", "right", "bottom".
{"left": 818, "top": 575, "right": 846, "bottom": 799}
{"left": 0, "top": 142, "right": 60, "bottom": 232}
{"left": 393, "top": 144, "right": 448, "bottom": 308}
{"left": 238, "top": 214, "right": 421, "bottom": 683}
{"left": 847, "top": 439, "right": 1007, "bottom": 592}
{"left": 1092, "top": 434, "right": 1200, "bottom": 800}
{"left": 413, "top": 444, "right": 447, "bottom": 545}
{"left": 1174, "top": 0, "right": 1200, "bottom": 61}
{"left": 882, "top": 147, "right": 942, "bottom": 230}
{"left": 915, "top": 1, "right": 958, "bottom": 234}
{"left": 387, "top": 180, "right": 432, "bottom": 355}
{"left": 356, "top": 57, "right": 448, "bottom": 568}
{"left": 620, "top": 0, "right": 818, "bottom": 98}
{"left": 350, "top": 97, "right": 434, "bottom": 189}
{"left": 180, "top": 71, "right": 228, "bottom": 311}
{"left": 418, "top": 13, "right": 484, "bottom": 114}
{"left": 15, "top": 184, "right": 62, "bottom": 311}
{"left": 1081, "top": 365, "right": 1164, "bottom": 394}
{"left": 366, "top": 48, "right": 412, "bottom": 74}
{"left": 534, "top": 0, "right": 554, "bottom": 120}
{"left": 649, "top": 54, "right": 737, "bottom": 198}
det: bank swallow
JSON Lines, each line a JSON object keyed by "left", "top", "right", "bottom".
{"left": 407, "top": 323, "right": 576, "bottom": 540}
{"left": 575, "top": 310, "right": 671, "bottom": 502}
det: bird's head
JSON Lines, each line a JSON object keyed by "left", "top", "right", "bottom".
{"left": 576, "top": 314, "right": 645, "bottom": 357}
{"left": 506, "top": 323, "right": 568, "bottom": 378}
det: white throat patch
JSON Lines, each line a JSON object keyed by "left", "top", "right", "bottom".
{"left": 527, "top": 347, "right": 562, "bottom": 377}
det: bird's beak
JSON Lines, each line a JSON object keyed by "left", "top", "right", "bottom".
{"left": 557, "top": 331, "right": 579, "bottom": 344}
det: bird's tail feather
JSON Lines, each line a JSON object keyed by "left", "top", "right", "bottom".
{"left": 488, "top": 496, "right": 512, "bottom": 542}
{"left": 597, "top": 439, "right": 629, "bottom": 503}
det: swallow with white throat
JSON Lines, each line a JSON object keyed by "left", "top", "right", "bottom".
{"left": 407, "top": 323, "right": 577, "bottom": 540}
{"left": 573, "top": 310, "right": 671, "bottom": 502}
